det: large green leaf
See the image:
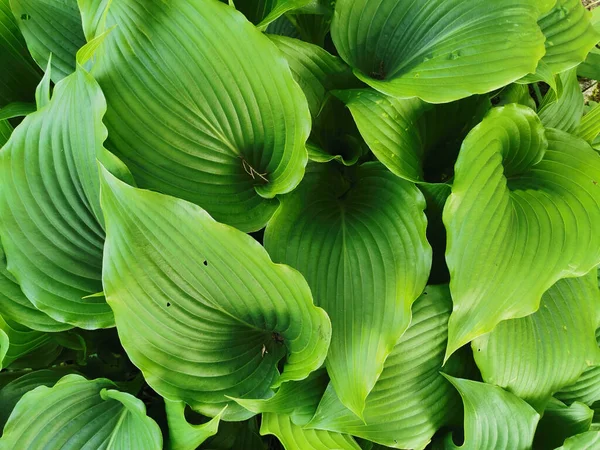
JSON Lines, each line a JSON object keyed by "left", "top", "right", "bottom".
{"left": 265, "top": 162, "right": 430, "bottom": 417}
{"left": 440, "top": 377, "right": 540, "bottom": 450}
{"left": 0, "top": 0, "right": 41, "bottom": 106}
{"left": 536, "top": 0, "right": 600, "bottom": 75}
{"left": 443, "top": 105, "right": 600, "bottom": 357}
{"left": 335, "top": 89, "right": 489, "bottom": 182}
{"left": 9, "top": 0, "right": 86, "bottom": 81}
{"left": 330, "top": 0, "right": 545, "bottom": 103}
{"left": 556, "top": 431, "right": 600, "bottom": 449}
{"left": 473, "top": 272, "right": 600, "bottom": 409}
{"left": 533, "top": 398, "right": 594, "bottom": 449}
{"left": 0, "top": 314, "right": 60, "bottom": 369}
{"left": 307, "top": 286, "right": 465, "bottom": 450}
{"left": 261, "top": 413, "right": 360, "bottom": 450}
{"left": 0, "top": 374, "right": 162, "bottom": 449}
{"left": 538, "top": 68, "right": 584, "bottom": 134}
{"left": 99, "top": 167, "right": 331, "bottom": 421}
{"left": 0, "top": 63, "right": 117, "bottom": 329}
{"left": 79, "top": 0, "right": 311, "bottom": 232}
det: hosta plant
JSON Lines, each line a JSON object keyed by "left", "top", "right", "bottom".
{"left": 1, "top": 0, "right": 600, "bottom": 449}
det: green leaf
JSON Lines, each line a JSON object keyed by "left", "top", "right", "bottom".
{"left": 0, "top": 101, "right": 36, "bottom": 120}
{"left": 443, "top": 105, "right": 600, "bottom": 357}
{"left": 539, "top": 69, "right": 584, "bottom": 134}
{"left": 0, "top": 374, "right": 162, "bottom": 449}
{"left": 0, "top": 65, "right": 115, "bottom": 329}
{"left": 0, "top": 120, "right": 11, "bottom": 147}
{"left": 440, "top": 377, "right": 540, "bottom": 450}
{"left": 578, "top": 103, "right": 600, "bottom": 144}
{"left": 232, "top": 0, "right": 313, "bottom": 29}
{"left": 335, "top": 89, "right": 490, "bottom": 182}
{"left": 231, "top": 368, "right": 328, "bottom": 426}
{"left": 79, "top": 0, "right": 311, "bottom": 232}
{"left": 473, "top": 273, "right": 600, "bottom": 409}
{"left": 0, "top": 314, "right": 60, "bottom": 369}
{"left": 578, "top": 47, "right": 600, "bottom": 79}
{"left": 99, "top": 167, "right": 331, "bottom": 421}
{"left": 265, "top": 162, "right": 430, "bottom": 417}
{"left": 536, "top": 0, "right": 600, "bottom": 75}
{"left": 533, "top": 398, "right": 594, "bottom": 449}
{"left": 261, "top": 413, "right": 361, "bottom": 450}
{"left": 0, "top": 0, "right": 41, "bottom": 106}
{"left": 330, "top": 0, "right": 545, "bottom": 103}
{"left": 9, "top": 0, "right": 86, "bottom": 82}
{"left": 307, "top": 286, "right": 466, "bottom": 450}
{"left": 496, "top": 84, "right": 537, "bottom": 110}
{"left": 164, "top": 400, "right": 223, "bottom": 450}
{"left": 556, "top": 431, "right": 600, "bottom": 449}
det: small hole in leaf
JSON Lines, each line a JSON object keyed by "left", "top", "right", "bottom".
{"left": 21, "top": 13, "right": 31, "bottom": 20}
{"left": 166, "top": 302, "right": 171, "bottom": 307}
{"left": 203, "top": 260, "right": 208, "bottom": 266}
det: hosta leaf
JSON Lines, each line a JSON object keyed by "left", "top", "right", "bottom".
{"left": 0, "top": 64, "right": 116, "bottom": 329}
{"left": 0, "top": 368, "right": 67, "bottom": 428}
{"left": 261, "top": 413, "right": 360, "bottom": 450}
{"left": 0, "top": 0, "right": 41, "bottom": 106}
{"left": 335, "top": 89, "right": 489, "bottom": 182}
{"left": 265, "top": 162, "right": 430, "bottom": 417}
{"left": 0, "top": 315, "right": 60, "bottom": 369}
{"left": 164, "top": 399, "right": 222, "bottom": 450}
{"left": 9, "top": 0, "right": 86, "bottom": 81}
{"left": 497, "top": 84, "right": 537, "bottom": 110}
{"left": 443, "top": 104, "right": 600, "bottom": 357}
{"left": 578, "top": 103, "right": 600, "bottom": 144}
{"left": 536, "top": 0, "right": 600, "bottom": 75}
{"left": 99, "top": 167, "right": 331, "bottom": 421}
{"left": 231, "top": 0, "right": 312, "bottom": 29}
{"left": 232, "top": 368, "right": 328, "bottom": 426}
{"left": 556, "top": 431, "right": 600, "bottom": 449}
{"left": 0, "top": 374, "right": 162, "bottom": 449}
{"left": 202, "top": 418, "right": 265, "bottom": 450}
{"left": 0, "top": 120, "right": 11, "bottom": 146}
{"left": 79, "top": 0, "right": 310, "bottom": 232}
{"left": 440, "top": 377, "right": 540, "bottom": 450}
{"left": 330, "top": 0, "right": 545, "bottom": 103}
{"left": 307, "top": 286, "right": 465, "bottom": 450}
{"left": 473, "top": 273, "right": 600, "bottom": 409}
{"left": 0, "top": 101, "right": 36, "bottom": 120}
{"left": 533, "top": 398, "right": 593, "bottom": 449}
{"left": 539, "top": 68, "right": 584, "bottom": 134}
{"left": 266, "top": 15, "right": 301, "bottom": 40}
{"left": 578, "top": 47, "right": 600, "bottom": 79}
{"left": 269, "top": 35, "right": 356, "bottom": 118}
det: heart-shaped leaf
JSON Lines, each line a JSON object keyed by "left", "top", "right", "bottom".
{"left": 79, "top": 0, "right": 311, "bottom": 232}
{"left": 99, "top": 167, "right": 331, "bottom": 421}
{"left": 330, "top": 0, "right": 545, "bottom": 103}
{"left": 473, "top": 272, "right": 600, "bottom": 409}
{"left": 0, "top": 374, "right": 162, "bottom": 449}
{"left": 443, "top": 104, "right": 600, "bottom": 357}
{"left": 265, "top": 161, "right": 431, "bottom": 417}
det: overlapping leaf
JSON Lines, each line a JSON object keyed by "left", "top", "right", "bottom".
{"left": 232, "top": 0, "right": 313, "bottom": 29}
{"left": 330, "top": 0, "right": 545, "bottom": 103}
{"left": 533, "top": 398, "right": 594, "bottom": 449}
{"left": 444, "top": 105, "right": 600, "bottom": 357}
{"left": 556, "top": 431, "right": 600, "bottom": 449}
{"left": 99, "top": 167, "right": 331, "bottom": 420}
{"left": 538, "top": 68, "right": 584, "bottom": 133}
{"left": 164, "top": 399, "right": 223, "bottom": 450}
{"left": 265, "top": 162, "right": 430, "bottom": 417}
{"left": 79, "top": 0, "right": 310, "bottom": 232}
{"left": 473, "top": 272, "right": 600, "bottom": 409}
{"left": 0, "top": 374, "right": 162, "bottom": 449}
{"left": 0, "top": 315, "right": 60, "bottom": 369}
{"left": 307, "top": 286, "right": 465, "bottom": 450}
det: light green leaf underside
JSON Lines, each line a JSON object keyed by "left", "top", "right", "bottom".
{"left": 261, "top": 413, "right": 360, "bottom": 450}
{"left": 0, "top": 245, "right": 67, "bottom": 331}
{"left": 307, "top": 286, "right": 464, "bottom": 450}
{"left": 556, "top": 431, "right": 600, "bottom": 449}
{"left": 539, "top": 68, "right": 583, "bottom": 134}
{"left": 0, "top": 368, "right": 67, "bottom": 428}
{"left": 164, "top": 399, "right": 222, "bottom": 450}
{"left": 578, "top": 103, "right": 600, "bottom": 144}
{"left": 80, "top": 0, "right": 310, "bottom": 232}
{"left": 0, "top": 314, "right": 58, "bottom": 369}
{"left": 0, "top": 374, "right": 162, "bottom": 450}
{"left": 443, "top": 105, "right": 600, "bottom": 357}
{"left": 265, "top": 162, "right": 430, "bottom": 418}
{"left": 441, "top": 377, "right": 540, "bottom": 450}
{"left": 533, "top": 398, "right": 593, "bottom": 449}
{"left": 99, "top": 168, "right": 331, "bottom": 421}
{"left": 232, "top": 368, "right": 328, "bottom": 427}
{"left": 331, "top": 0, "right": 545, "bottom": 103}
{"left": 536, "top": 0, "right": 600, "bottom": 75}
{"left": 232, "top": 0, "right": 313, "bottom": 29}
{"left": 0, "top": 0, "right": 41, "bottom": 106}
{"left": 269, "top": 35, "right": 355, "bottom": 119}
{"left": 473, "top": 272, "right": 600, "bottom": 409}
{"left": 336, "top": 89, "right": 489, "bottom": 182}
{"left": 9, "top": 0, "right": 86, "bottom": 82}
{"left": 0, "top": 65, "right": 113, "bottom": 329}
